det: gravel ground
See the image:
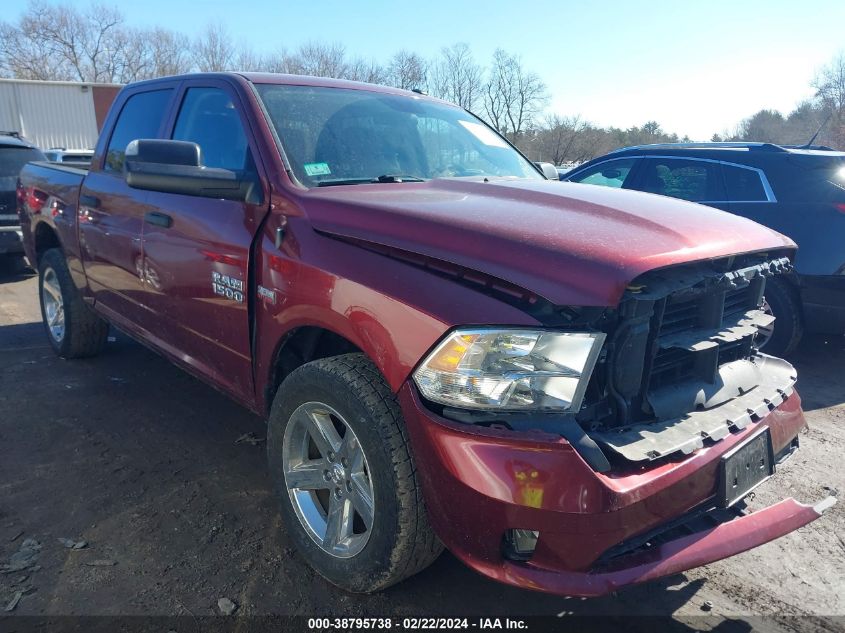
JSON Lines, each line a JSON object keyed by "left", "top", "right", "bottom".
{"left": 1, "top": 266, "right": 843, "bottom": 630}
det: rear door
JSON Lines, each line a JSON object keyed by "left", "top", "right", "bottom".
{"left": 78, "top": 86, "right": 176, "bottom": 322}
{"left": 634, "top": 156, "right": 729, "bottom": 210}
{"left": 721, "top": 161, "right": 779, "bottom": 230}
{"left": 138, "top": 79, "right": 269, "bottom": 402}
{"left": 727, "top": 156, "right": 845, "bottom": 275}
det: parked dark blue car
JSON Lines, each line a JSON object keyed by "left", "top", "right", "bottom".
{"left": 1, "top": 132, "right": 45, "bottom": 270}
{"left": 562, "top": 142, "right": 845, "bottom": 354}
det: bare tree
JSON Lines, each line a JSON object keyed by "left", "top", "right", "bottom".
{"left": 538, "top": 114, "right": 586, "bottom": 164}
{"left": 81, "top": 4, "right": 126, "bottom": 81}
{"left": 429, "top": 43, "right": 482, "bottom": 110}
{"left": 260, "top": 49, "right": 295, "bottom": 74}
{"left": 813, "top": 53, "right": 845, "bottom": 116}
{"left": 142, "top": 27, "right": 192, "bottom": 78}
{"left": 483, "top": 49, "right": 511, "bottom": 133}
{"left": 192, "top": 23, "right": 235, "bottom": 72}
{"left": 287, "top": 41, "right": 348, "bottom": 78}
{"left": 233, "top": 45, "right": 265, "bottom": 72}
{"left": 0, "top": 17, "right": 63, "bottom": 79}
{"left": 0, "top": 1, "right": 197, "bottom": 82}
{"left": 0, "top": 1, "right": 129, "bottom": 82}
{"left": 483, "top": 48, "right": 547, "bottom": 142}
{"left": 387, "top": 50, "right": 427, "bottom": 90}
{"left": 811, "top": 53, "right": 845, "bottom": 148}
{"left": 345, "top": 57, "right": 388, "bottom": 84}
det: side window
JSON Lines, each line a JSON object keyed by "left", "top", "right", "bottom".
{"left": 640, "top": 158, "right": 725, "bottom": 202}
{"left": 172, "top": 87, "right": 251, "bottom": 172}
{"left": 722, "top": 164, "right": 769, "bottom": 201}
{"left": 569, "top": 159, "right": 637, "bottom": 188}
{"left": 105, "top": 89, "right": 172, "bottom": 172}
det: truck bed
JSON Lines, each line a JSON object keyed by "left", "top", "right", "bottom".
{"left": 20, "top": 161, "right": 88, "bottom": 194}
{"left": 18, "top": 160, "right": 89, "bottom": 267}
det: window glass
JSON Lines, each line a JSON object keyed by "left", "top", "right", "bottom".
{"left": 0, "top": 147, "right": 45, "bottom": 190}
{"left": 255, "top": 84, "right": 542, "bottom": 187}
{"left": 172, "top": 87, "right": 251, "bottom": 172}
{"left": 105, "top": 89, "right": 172, "bottom": 172}
{"left": 415, "top": 117, "right": 515, "bottom": 177}
{"left": 722, "top": 164, "right": 768, "bottom": 201}
{"left": 569, "top": 159, "right": 636, "bottom": 188}
{"left": 640, "top": 158, "right": 724, "bottom": 202}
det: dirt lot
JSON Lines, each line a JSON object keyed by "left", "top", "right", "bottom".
{"left": 1, "top": 266, "right": 843, "bottom": 630}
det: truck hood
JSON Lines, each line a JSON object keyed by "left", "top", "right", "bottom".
{"left": 302, "top": 178, "right": 795, "bottom": 306}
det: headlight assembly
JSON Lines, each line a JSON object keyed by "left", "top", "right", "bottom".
{"left": 412, "top": 329, "right": 605, "bottom": 412}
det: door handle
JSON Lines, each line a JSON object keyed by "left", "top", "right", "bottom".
{"left": 144, "top": 211, "right": 173, "bottom": 228}
{"left": 79, "top": 194, "right": 100, "bottom": 208}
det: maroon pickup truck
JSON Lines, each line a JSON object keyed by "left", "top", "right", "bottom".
{"left": 17, "top": 72, "right": 834, "bottom": 597}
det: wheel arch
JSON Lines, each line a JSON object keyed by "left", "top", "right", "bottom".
{"left": 263, "top": 325, "right": 366, "bottom": 414}
{"left": 33, "top": 220, "right": 62, "bottom": 261}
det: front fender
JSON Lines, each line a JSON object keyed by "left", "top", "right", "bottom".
{"left": 253, "top": 215, "right": 541, "bottom": 415}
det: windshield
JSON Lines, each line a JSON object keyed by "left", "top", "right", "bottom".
{"left": 0, "top": 146, "right": 45, "bottom": 190}
{"left": 255, "top": 84, "right": 543, "bottom": 187}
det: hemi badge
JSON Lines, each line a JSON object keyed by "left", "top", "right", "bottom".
{"left": 258, "top": 285, "right": 276, "bottom": 305}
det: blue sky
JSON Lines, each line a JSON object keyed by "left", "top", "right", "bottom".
{"left": 3, "top": 0, "right": 845, "bottom": 139}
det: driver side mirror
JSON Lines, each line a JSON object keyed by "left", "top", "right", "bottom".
{"left": 535, "top": 162, "right": 560, "bottom": 181}
{"left": 124, "top": 139, "right": 254, "bottom": 202}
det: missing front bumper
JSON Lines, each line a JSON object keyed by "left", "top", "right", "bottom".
{"left": 590, "top": 355, "right": 797, "bottom": 462}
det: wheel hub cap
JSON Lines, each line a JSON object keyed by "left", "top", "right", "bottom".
{"left": 330, "top": 463, "right": 346, "bottom": 485}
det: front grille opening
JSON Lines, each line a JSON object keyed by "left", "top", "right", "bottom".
{"left": 596, "top": 257, "right": 786, "bottom": 433}
{"left": 579, "top": 255, "right": 794, "bottom": 465}
{"left": 724, "top": 286, "right": 756, "bottom": 319}
{"left": 660, "top": 297, "right": 700, "bottom": 336}
{"left": 650, "top": 347, "right": 696, "bottom": 390}
{"left": 648, "top": 279, "right": 764, "bottom": 392}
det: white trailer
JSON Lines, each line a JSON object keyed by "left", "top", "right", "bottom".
{"left": 0, "top": 78, "right": 121, "bottom": 151}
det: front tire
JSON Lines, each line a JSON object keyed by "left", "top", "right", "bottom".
{"left": 267, "top": 353, "right": 442, "bottom": 593}
{"left": 38, "top": 248, "right": 109, "bottom": 358}
{"left": 759, "top": 276, "right": 803, "bottom": 356}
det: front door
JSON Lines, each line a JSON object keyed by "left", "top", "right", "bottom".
{"left": 138, "top": 81, "right": 269, "bottom": 402}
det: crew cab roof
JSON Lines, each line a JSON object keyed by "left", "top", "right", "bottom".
{"left": 117, "top": 71, "right": 446, "bottom": 103}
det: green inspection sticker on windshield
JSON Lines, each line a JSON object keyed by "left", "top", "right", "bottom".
{"left": 303, "top": 162, "right": 332, "bottom": 176}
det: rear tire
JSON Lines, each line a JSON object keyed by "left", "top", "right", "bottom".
{"left": 38, "top": 248, "right": 109, "bottom": 358}
{"left": 760, "top": 276, "right": 803, "bottom": 356}
{"left": 267, "top": 353, "right": 442, "bottom": 593}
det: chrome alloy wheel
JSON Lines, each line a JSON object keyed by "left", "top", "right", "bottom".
{"left": 41, "top": 266, "right": 65, "bottom": 343}
{"left": 282, "top": 401, "right": 375, "bottom": 558}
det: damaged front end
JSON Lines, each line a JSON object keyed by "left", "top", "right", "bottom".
{"left": 402, "top": 250, "right": 834, "bottom": 596}
{"left": 426, "top": 251, "right": 800, "bottom": 473}
{"left": 587, "top": 253, "right": 796, "bottom": 464}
